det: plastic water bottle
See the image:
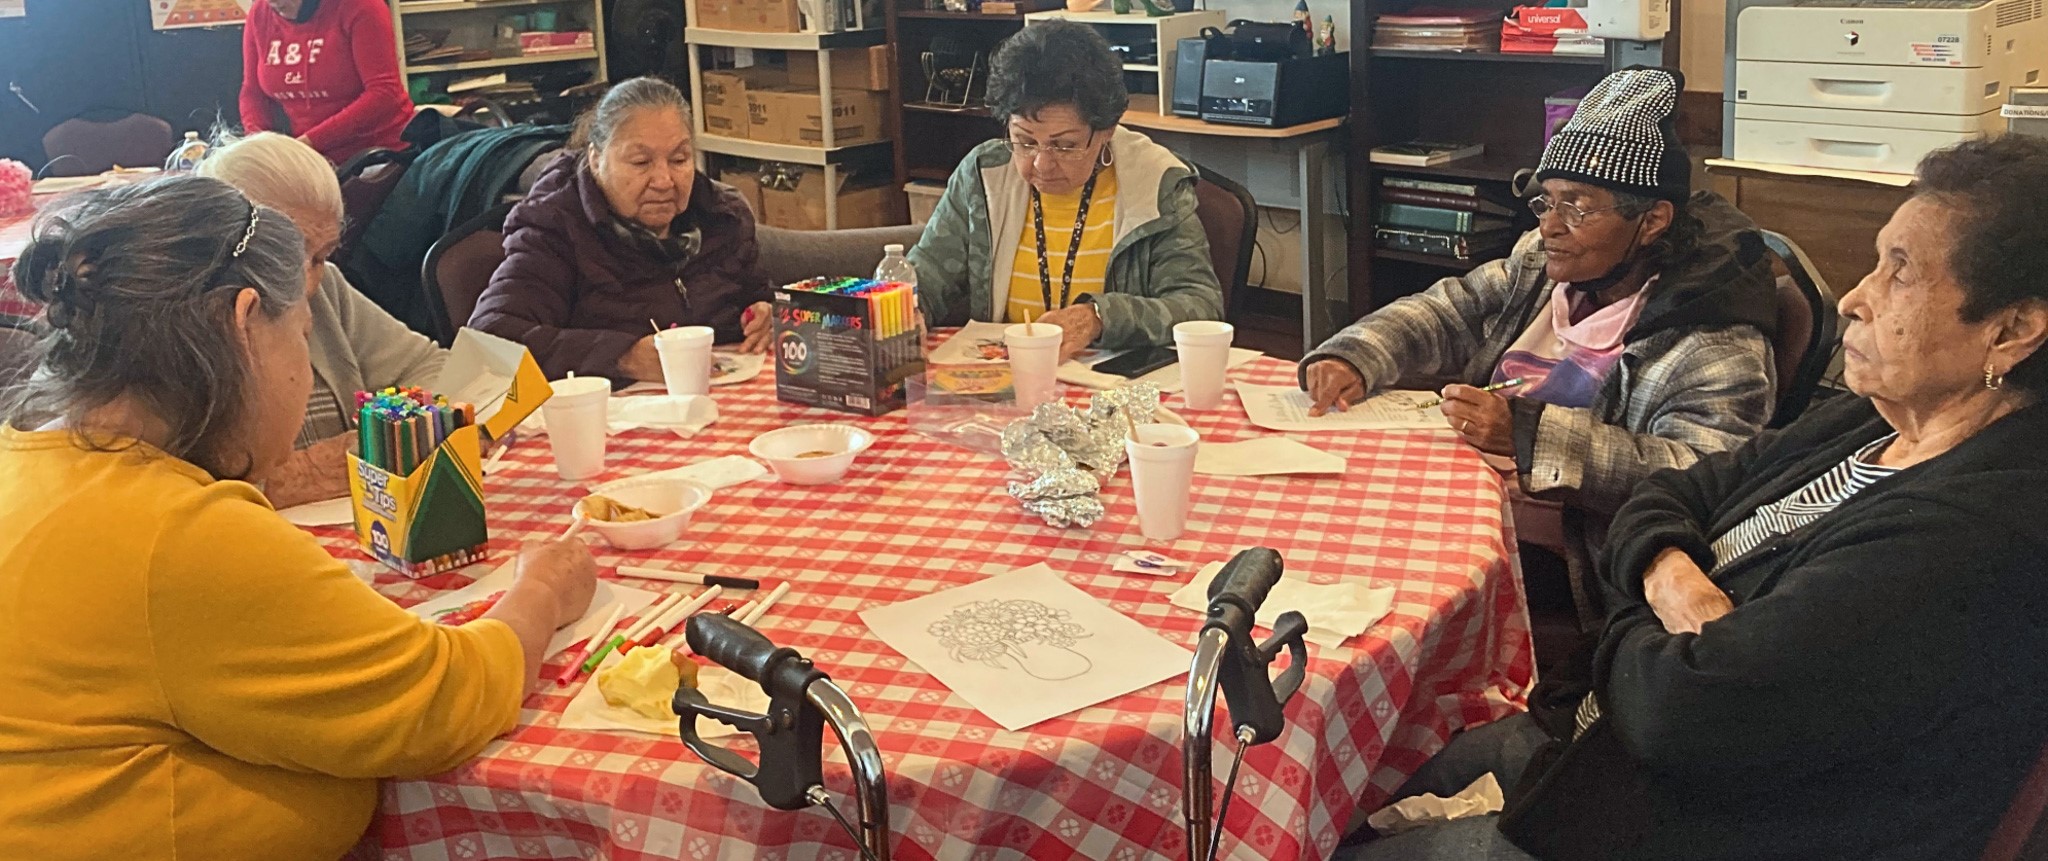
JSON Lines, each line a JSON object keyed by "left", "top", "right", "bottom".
{"left": 875, "top": 243, "right": 926, "bottom": 357}
{"left": 165, "top": 131, "right": 208, "bottom": 172}
{"left": 874, "top": 243, "right": 915, "bottom": 287}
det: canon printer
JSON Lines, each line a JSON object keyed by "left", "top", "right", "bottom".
{"left": 1174, "top": 21, "right": 1347, "bottom": 127}
{"left": 1726, "top": 0, "right": 2048, "bottom": 173}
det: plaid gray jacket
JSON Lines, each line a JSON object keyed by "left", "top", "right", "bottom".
{"left": 1303, "top": 197, "right": 1777, "bottom": 516}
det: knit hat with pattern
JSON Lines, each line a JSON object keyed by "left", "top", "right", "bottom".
{"left": 1535, "top": 66, "right": 1689, "bottom": 202}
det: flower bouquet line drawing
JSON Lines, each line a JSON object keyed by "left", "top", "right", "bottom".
{"left": 928, "top": 598, "right": 1095, "bottom": 681}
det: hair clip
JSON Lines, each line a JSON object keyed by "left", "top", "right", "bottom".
{"left": 232, "top": 206, "right": 260, "bottom": 258}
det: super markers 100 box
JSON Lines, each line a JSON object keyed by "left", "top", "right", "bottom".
{"left": 772, "top": 277, "right": 923, "bottom": 416}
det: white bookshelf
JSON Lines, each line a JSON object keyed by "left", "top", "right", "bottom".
{"left": 388, "top": 0, "right": 608, "bottom": 86}
{"left": 1023, "top": 9, "right": 1224, "bottom": 116}
{"left": 683, "top": 0, "right": 893, "bottom": 229}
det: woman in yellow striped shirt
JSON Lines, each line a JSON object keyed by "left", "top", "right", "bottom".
{"left": 910, "top": 20, "right": 1225, "bottom": 361}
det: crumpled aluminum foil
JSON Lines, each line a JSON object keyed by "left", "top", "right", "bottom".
{"left": 1001, "top": 385, "right": 1165, "bottom": 527}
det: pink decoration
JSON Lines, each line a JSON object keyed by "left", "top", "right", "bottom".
{"left": 0, "top": 159, "right": 31, "bottom": 219}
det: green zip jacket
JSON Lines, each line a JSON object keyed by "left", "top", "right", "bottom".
{"left": 906, "top": 126, "right": 1225, "bottom": 350}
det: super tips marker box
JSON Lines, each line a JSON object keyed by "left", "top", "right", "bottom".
{"left": 772, "top": 277, "right": 924, "bottom": 416}
{"left": 346, "top": 329, "right": 551, "bottom": 578}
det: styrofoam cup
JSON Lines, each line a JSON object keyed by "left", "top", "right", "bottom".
{"left": 655, "top": 326, "right": 715, "bottom": 396}
{"left": 1125, "top": 423, "right": 1200, "bottom": 541}
{"left": 541, "top": 376, "right": 612, "bottom": 481}
{"left": 1173, "top": 320, "right": 1235, "bottom": 411}
{"left": 1004, "top": 322, "right": 1063, "bottom": 410}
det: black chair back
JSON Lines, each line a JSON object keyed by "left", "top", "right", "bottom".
{"left": 1759, "top": 230, "right": 1840, "bottom": 428}
{"left": 1189, "top": 163, "right": 1258, "bottom": 321}
{"left": 420, "top": 202, "right": 515, "bottom": 347}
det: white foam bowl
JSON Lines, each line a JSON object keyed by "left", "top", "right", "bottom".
{"left": 748, "top": 424, "right": 874, "bottom": 485}
{"left": 575, "top": 474, "right": 713, "bottom": 550}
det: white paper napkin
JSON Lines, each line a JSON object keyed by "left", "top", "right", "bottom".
{"left": 1167, "top": 562, "right": 1394, "bottom": 648}
{"left": 278, "top": 496, "right": 354, "bottom": 527}
{"left": 1193, "top": 437, "right": 1347, "bottom": 477}
{"left": 558, "top": 653, "right": 771, "bottom": 740}
{"left": 630, "top": 455, "right": 769, "bottom": 490}
{"left": 522, "top": 394, "right": 719, "bottom": 437}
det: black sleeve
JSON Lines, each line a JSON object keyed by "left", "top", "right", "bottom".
{"left": 1595, "top": 495, "right": 2025, "bottom": 778}
{"left": 1596, "top": 424, "right": 1783, "bottom": 606}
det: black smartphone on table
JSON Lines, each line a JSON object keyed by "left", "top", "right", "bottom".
{"left": 1091, "top": 346, "right": 1178, "bottom": 379}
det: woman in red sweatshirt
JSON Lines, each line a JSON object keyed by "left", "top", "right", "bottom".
{"left": 239, "top": 0, "right": 415, "bottom": 164}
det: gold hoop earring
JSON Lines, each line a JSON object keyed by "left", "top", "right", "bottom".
{"left": 1985, "top": 364, "right": 2006, "bottom": 390}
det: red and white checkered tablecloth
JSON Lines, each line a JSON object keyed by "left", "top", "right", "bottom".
{"left": 322, "top": 355, "right": 1535, "bottom": 861}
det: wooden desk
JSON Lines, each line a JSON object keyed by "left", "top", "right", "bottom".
{"left": 1122, "top": 106, "right": 1349, "bottom": 352}
{"left": 1706, "top": 161, "right": 1913, "bottom": 296}
{"left": 1120, "top": 112, "right": 1345, "bottom": 139}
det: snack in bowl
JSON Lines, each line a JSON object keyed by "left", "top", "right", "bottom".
{"left": 795, "top": 450, "right": 835, "bottom": 459}
{"left": 578, "top": 494, "right": 662, "bottom": 523}
{"left": 596, "top": 645, "right": 693, "bottom": 721}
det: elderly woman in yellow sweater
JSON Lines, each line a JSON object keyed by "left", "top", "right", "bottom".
{"left": 0, "top": 175, "right": 597, "bottom": 860}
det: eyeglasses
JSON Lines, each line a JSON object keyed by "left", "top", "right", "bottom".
{"left": 1005, "top": 138, "right": 1095, "bottom": 162}
{"left": 1527, "top": 197, "right": 1629, "bottom": 229}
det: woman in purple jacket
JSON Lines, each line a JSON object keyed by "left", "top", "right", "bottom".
{"left": 469, "top": 77, "right": 773, "bottom": 382}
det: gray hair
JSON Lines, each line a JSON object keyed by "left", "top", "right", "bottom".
{"left": 195, "top": 130, "right": 345, "bottom": 229}
{"left": 572, "top": 76, "right": 694, "bottom": 153}
{"left": 3, "top": 175, "right": 307, "bottom": 480}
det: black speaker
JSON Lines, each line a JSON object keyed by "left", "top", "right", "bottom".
{"left": 1171, "top": 38, "right": 1209, "bottom": 118}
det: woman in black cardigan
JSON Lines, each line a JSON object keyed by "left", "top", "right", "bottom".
{"left": 1345, "top": 137, "right": 2048, "bottom": 860}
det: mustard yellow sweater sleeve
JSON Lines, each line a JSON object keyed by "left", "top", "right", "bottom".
{"left": 147, "top": 484, "right": 526, "bottom": 779}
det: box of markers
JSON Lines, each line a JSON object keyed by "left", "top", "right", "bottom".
{"left": 346, "top": 329, "right": 552, "bottom": 578}
{"left": 771, "top": 277, "right": 924, "bottom": 416}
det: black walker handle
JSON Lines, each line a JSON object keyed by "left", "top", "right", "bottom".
{"left": 673, "top": 614, "right": 831, "bottom": 811}
{"left": 1203, "top": 548, "right": 1310, "bottom": 745}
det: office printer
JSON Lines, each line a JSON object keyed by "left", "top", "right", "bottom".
{"left": 1730, "top": 0, "right": 2048, "bottom": 174}
{"left": 1176, "top": 21, "right": 1347, "bottom": 127}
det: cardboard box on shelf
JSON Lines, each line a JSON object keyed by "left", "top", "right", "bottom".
{"left": 694, "top": 0, "right": 735, "bottom": 29}
{"left": 720, "top": 166, "right": 765, "bottom": 217}
{"left": 789, "top": 46, "right": 892, "bottom": 91}
{"left": 728, "top": 0, "right": 801, "bottom": 32}
{"left": 746, "top": 87, "right": 885, "bottom": 147}
{"left": 701, "top": 70, "right": 753, "bottom": 139}
{"left": 761, "top": 170, "right": 892, "bottom": 230}
{"left": 517, "top": 31, "right": 594, "bottom": 54}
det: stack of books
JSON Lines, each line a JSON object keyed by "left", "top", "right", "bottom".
{"left": 1374, "top": 175, "right": 1520, "bottom": 262}
{"left": 1371, "top": 7, "right": 1502, "bottom": 52}
{"left": 405, "top": 29, "right": 463, "bottom": 65}
{"left": 1368, "top": 140, "right": 1484, "bottom": 168}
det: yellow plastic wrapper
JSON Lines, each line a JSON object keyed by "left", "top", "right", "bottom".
{"left": 596, "top": 646, "right": 688, "bottom": 721}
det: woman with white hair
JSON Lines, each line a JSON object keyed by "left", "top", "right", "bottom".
{"left": 196, "top": 131, "right": 446, "bottom": 508}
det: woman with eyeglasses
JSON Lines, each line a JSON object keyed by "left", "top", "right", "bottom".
{"left": 908, "top": 20, "right": 1224, "bottom": 362}
{"left": 1301, "top": 68, "right": 1778, "bottom": 620}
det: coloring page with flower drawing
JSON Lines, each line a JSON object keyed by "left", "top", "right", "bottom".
{"left": 861, "top": 564, "right": 1192, "bottom": 731}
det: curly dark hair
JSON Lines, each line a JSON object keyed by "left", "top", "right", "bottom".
{"left": 986, "top": 20, "right": 1130, "bottom": 130}
{"left": 1914, "top": 135, "right": 2048, "bottom": 395}
{"left": 1611, "top": 187, "right": 1699, "bottom": 279}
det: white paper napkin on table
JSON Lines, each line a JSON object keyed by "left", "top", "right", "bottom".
{"left": 521, "top": 394, "right": 719, "bottom": 437}
{"left": 1167, "top": 562, "right": 1395, "bottom": 648}
{"left": 618, "top": 352, "right": 765, "bottom": 391}
{"left": 278, "top": 496, "right": 354, "bottom": 527}
{"left": 1058, "top": 347, "right": 1263, "bottom": 392}
{"left": 558, "top": 652, "right": 770, "bottom": 740}
{"left": 631, "top": 455, "right": 768, "bottom": 490}
{"left": 1194, "top": 437, "right": 1347, "bottom": 477}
